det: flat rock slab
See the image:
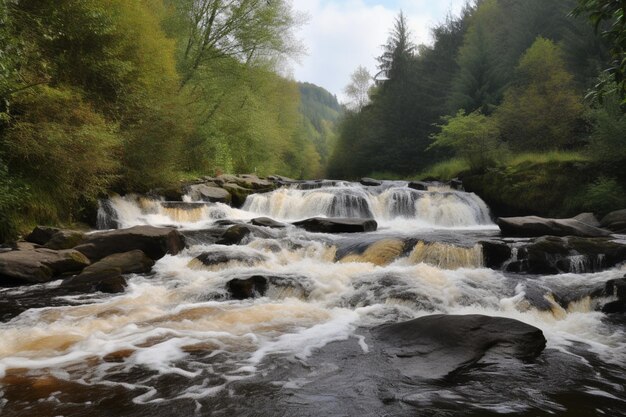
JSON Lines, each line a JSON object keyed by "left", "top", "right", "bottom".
{"left": 498, "top": 214, "right": 611, "bottom": 237}
{"left": 372, "top": 314, "right": 546, "bottom": 379}
{"left": 292, "top": 217, "right": 378, "bottom": 233}
{"left": 0, "top": 249, "right": 90, "bottom": 285}
{"left": 186, "top": 184, "right": 231, "bottom": 204}
{"left": 74, "top": 226, "right": 185, "bottom": 262}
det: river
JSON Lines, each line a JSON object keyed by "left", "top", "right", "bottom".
{"left": 0, "top": 181, "right": 624, "bottom": 416}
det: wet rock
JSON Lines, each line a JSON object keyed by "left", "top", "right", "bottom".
{"left": 601, "top": 209, "right": 626, "bottom": 234}
{"left": 497, "top": 214, "right": 611, "bottom": 238}
{"left": 339, "top": 239, "right": 405, "bottom": 266}
{"left": 250, "top": 217, "right": 287, "bottom": 229}
{"left": 222, "top": 183, "right": 255, "bottom": 207}
{"left": 601, "top": 277, "right": 626, "bottom": 314}
{"left": 0, "top": 249, "right": 90, "bottom": 285}
{"left": 407, "top": 181, "right": 429, "bottom": 191}
{"left": 506, "top": 236, "right": 626, "bottom": 274}
{"left": 74, "top": 226, "right": 185, "bottom": 262}
{"left": 25, "top": 226, "right": 60, "bottom": 245}
{"left": 217, "top": 224, "right": 253, "bottom": 245}
{"left": 148, "top": 185, "right": 185, "bottom": 201}
{"left": 61, "top": 269, "right": 127, "bottom": 294}
{"left": 360, "top": 177, "right": 382, "bottom": 186}
{"left": 479, "top": 241, "right": 512, "bottom": 269}
{"left": 60, "top": 250, "right": 153, "bottom": 293}
{"left": 43, "top": 230, "right": 85, "bottom": 250}
{"left": 373, "top": 314, "right": 546, "bottom": 379}
{"left": 181, "top": 228, "right": 225, "bottom": 246}
{"left": 226, "top": 274, "right": 311, "bottom": 300}
{"left": 292, "top": 217, "right": 377, "bottom": 234}
{"left": 449, "top": 178, "right": 464, "bottom": 190}
{"left": 186, "top": 184, "right": 232, "bottom": 204}
{"left": 190, "top": 249, "right": 267, "bottom": 269}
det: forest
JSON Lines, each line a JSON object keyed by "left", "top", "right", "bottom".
{"left": 0, "top": 0, "right": 340, "bottom": 241}
{"left": 0, "top": 0, "right": 625, "bottom": 241}
{"left": 330, "top": 0, "right": 626, "bottom": 218}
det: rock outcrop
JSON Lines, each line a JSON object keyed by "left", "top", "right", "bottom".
{"left": 497, "top": 213, "right": 611, "bottom": 237}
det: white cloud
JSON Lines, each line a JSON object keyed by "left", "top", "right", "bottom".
{"left": 290, "top": 0, "right": 467, "bottom": 102}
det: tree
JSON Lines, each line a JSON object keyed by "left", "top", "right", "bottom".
{"left": 573, "top": 0, "right": 626, "bottom": 103}
{"left": 586, "top": 80, "right": 626, "bottom": 169}
{"left": 376, "top": 11, "right": 415, "bottom": 83}
{"left": 344, "top": 66, "right": 372, "bottom": 111}
{"left": 429, "top": 110, "right": 501, "bottom": 171}
{"left": 495, "top": 37, "right": 584, "bottom": 150}
{"left": 168, "top": 0, "right": 303, "bottom": 87}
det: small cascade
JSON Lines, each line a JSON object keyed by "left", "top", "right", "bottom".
{"left": 566, "top": 254, "right": 606, "bottom": 274}
{"left": 408, "top": 241, "right": 484, "bottom": 269}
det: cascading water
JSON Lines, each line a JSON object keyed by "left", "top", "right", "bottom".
{"left": 2, "top": 180, "right": 625, "bottom": 416}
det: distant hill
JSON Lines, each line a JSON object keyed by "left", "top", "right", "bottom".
{"left": 297, "top": 82, "right": 343, "bottom": 171}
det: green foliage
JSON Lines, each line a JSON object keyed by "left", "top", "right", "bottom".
{"left": 496, "top": 37, "right": 584, "bottom": 150}
{"left": 578, "top": 176, "right": 626, "bottom": 215}
{"left": 573, "top": 0, "right": 626, "bottom": 103}
{"left": 0, "top": 158, "right": 27, "bottom": 242}
{"left": 417, "top": 158, "right": 470, "bottom": 181}
{"left": 504, "top": 151, "right": 589, "bottom": 166}
{"left": 586, "top": 85, "right": 626, "bottom": 166}
{"left": 430, "top": 110, "right": 502, "bottom": 171}
{"left": 4, "top": 86, "right": 121, "bottom": 223}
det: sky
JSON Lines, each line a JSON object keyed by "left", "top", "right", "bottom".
{"left": 290, "top": 0, "right": 468, "bottom": 102}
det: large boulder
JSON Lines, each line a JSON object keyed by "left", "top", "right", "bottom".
{"left": 186, "top": 184, "right": 231, "bottom": 204}
{"left": 0, "top": 249, "right": 90, "bottom": 285}
{"left": 61, "top": 250, "right": 154, "bottom": 293}
{"left": 221, "top": 183, "right": 255, "bottom": 207}
{"left": 43, "top": 230, "right": 85, "bottom": 250}
{"left": 497, "top": 213, "right": 611, "bottom": 238}
{"left": 292, "top": 217, "right": 377, "bottom": 233}
{"left": 407, "top": 181, "right": 429, "bottom": 191}
{"left": 25, "top": 226, "right": 60, "bottom": 245}
{"left": 373, "top": 314, "right": 546, "bottom": 379}
{"left": 601, "top": 209, "right": 626, "bottom": 234}
{"left": 74, "top": 226, "right": 185, "bottom": 262}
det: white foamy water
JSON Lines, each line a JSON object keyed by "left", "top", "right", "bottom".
{"left": 2, "top": 180, "right": 624, "bottom": 413}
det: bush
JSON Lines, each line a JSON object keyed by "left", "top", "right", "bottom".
{"left": 579, "top": 177, "right": 626, "bottom": 217}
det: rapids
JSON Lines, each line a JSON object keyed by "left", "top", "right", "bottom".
{"left": 1, "top": 181, "right": 625, "bottom": 416}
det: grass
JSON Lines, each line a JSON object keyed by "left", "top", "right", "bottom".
{"left": 503, "top": 151, "right": 589, "bottom": 166}
{"left": 414, "top": 158, "right": 470, "bottom": 181}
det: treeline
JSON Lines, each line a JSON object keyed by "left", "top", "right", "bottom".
{"left": 328, "top": 0, "right": 625, "bottom": 203}
{"left": 0, "top": 0, "right": 338, "bottom": 240}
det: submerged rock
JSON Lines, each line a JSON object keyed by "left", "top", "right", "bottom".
{"left": 226, "top": 274, "right": 311, "bottom": 300}
{"left": 601, "top": 209, "right": 626, "bottom": 234}
{"left": 372, "top": 314, "right": 546, "bottom": 379}
{"left": 292, "top": 217, "right": 377, "bottom": 233}
{"left": 74, "top": 226, "right": 185, "bottom": 262}
{"left": 497, "top": 213, "right": 611, "bottom": 238}
{"left": 189, "top": 249, "right": 267, "bottom": 269}
{"left": 0, "top": 248, "right": 90, "bottom": 285}
{"left": 601, "top": 277, "right": 626, "bottom": 314}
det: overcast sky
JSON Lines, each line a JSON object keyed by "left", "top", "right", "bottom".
{"left": 291, "top": 0, "right": 467, "bottom": 103}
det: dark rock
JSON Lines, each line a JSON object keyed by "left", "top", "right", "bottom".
{"left": 360, "top": 177, "right": 382, "bottom": 186}
{"left": 217, "top": 224, "right": 253, "bottom": 245}
{"left": 186, "top": 184, "right": 232, "bottom": 204}
{"left": 180, "top": 228, "right": 225, "bottom": 246}
{"left": 226, "top": 274, "right": 312, "bottom": 300}
{"left": 0, "top": 249, "right": 90, "bottom": 285}
{"left": 407, "top": 181, "right": 429, "bottom": 191}
{"left": 74, "top": 226, "right": 185, "bottom": 262}
{"left": 227, "top": 276, "right": 268, "bottom": 299}
{"left": 148, "top": 185, "right": 185, "bottom": 201}
{"left": 250, "top": 217, "right": 287, "bottom": 228}
{"left": 601, "top": 277, "right": 626, "bottom": 314}
{"left": 60, "top": 250, "right": 153, "bottom": 294}
{"left": 372, "top": 314, "right": 546, "bottom": 379}
{"left": 449, "top": 178, "right": 464, "bottom": 190}
{"left": 505, "top": 236, "right": 626, "bottom": 274}
{"left": 601, "top": 209, "right": 626, "bottom": 234}
{"left": 479, "top": 241, "right": 512, "bottom": 269}
{"left": 222, "top": 183, "right": 255, "bottom": 207}
{"left": 61, "top": 269, "right": 127, "bottom": 294}
{"left": 190, "top": 249, "right": 267, "bottom": 269}
{"left": 497, "top": 214, "right": 611, "bottom": 238}
{"left": 44, "top": 230, "right": 85, "bottom": 250}
{"left": 26, "top": 226, "right": 60, "bottom": 245}
{"left": 292, "top": 217, "right": 377, "bottom": 233}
